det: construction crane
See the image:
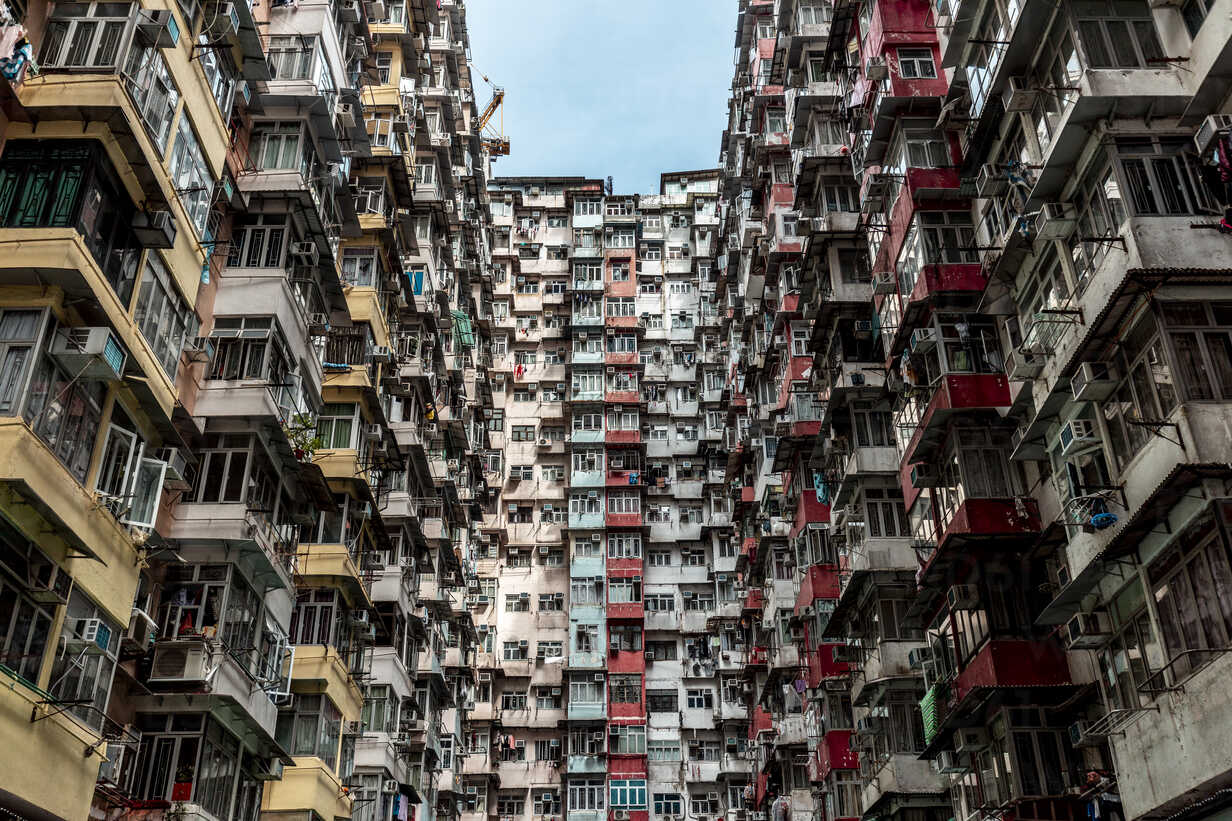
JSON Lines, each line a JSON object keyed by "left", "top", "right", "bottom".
{"left": 472, "top": 64, "right": 510, "bottom": 157}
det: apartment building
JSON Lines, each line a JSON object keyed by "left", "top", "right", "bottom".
{"left": 0, "top": 0, "right": 491, "bottom": 819}
{"left": 720, "top": 4, "right": 1232, "bottom": 821}
{"left": 457, "top": 170, "right": 755, "bottom": 821}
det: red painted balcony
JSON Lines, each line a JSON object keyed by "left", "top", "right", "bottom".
{"left": 952, "top": 639, "right": 1071, "bottom": 704}
{"left": 604, "top": 391, "right": 640, "bottom": 404}
{"left": 795, "top": 565, "right": 840, "bottom": 615}
{"left": 789, "top": 493, "right": 829, "bottom": 537}
{"left": 743, "top": 588, "right": 766, "bottom": 613}
{"left": 899, "top": 374, "right": 1011, "bottom": 468}
{"left": 807, "top": 643, "right": 852, "bottom": 686}
{"left": 814, "top": 730, "right": 859, "bottom": 781}
{"left": 605, "top": 512, "right": 642, "bottom": 528}
{"left": 605, "top": 351, "right": 638, "bottom": 367}
{"left": 608, "top": 648, "right": 646, "bottom": 674}
{"left": 605, "top": 430, "right": 641, "bottom": 446}
{"left": 749, "top": 706, "right": 773, "bottom": 739}
{"left": 606, "top": 315, "right": 639, "bottom": 330}
{"left": 907, "top": 263, "right": 988, "bottom": 305}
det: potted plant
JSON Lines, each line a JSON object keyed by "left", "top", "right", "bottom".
{"left": 283, "top": 413, "right": 324, "bottom": 462}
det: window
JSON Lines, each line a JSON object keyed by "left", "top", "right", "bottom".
{"left": 1069, "top": 151, "right": 1128, "bottom": 289}
{"left": 610, "top": 674, "right": 641, "bottom": 703}
{"left": 610, "top": 724, "right": 646, "bottom": 754}
{"left": 253, "top": 121, "right": 308, "bottom": 172}
{"left": 1076, "top": 0, "right": 1163, "bottom": 68}
{"left": 0, "top": 142, "right": 142, "bottom": 297}
{"left": 361, "top": 684, "right": 395, "bottom": 734}
{"left": 608, "top": 532, "right": 643, "bottom": 557}
{"left": 646, "top": 640, "right": 677, "bottom": 660}
{"left": 537, "top": 641, "right": 564, "bottom": 659}
{"left": 1148, "top": 510, "right": 1232, "bottom": 682}
{"left": 607, "top": 297, "right": 636, "bottom": 317}
{"left": 511, "top": 425, "right": 535, "bottom": 442}
{"left": 166, "top": 118, "right": 214, "bottom": 240}
{"left": 575, "top": 198, "right": 602, "bottom": 216}
{"left": 133, "top": 256, "right": 197, "bottom": 378}
{"left": 647, "top": 689, "right": 678, "bottom": 712}
{"left": 609, "top": 576, "right": 642, "bottom": 603}
{"left": 571, "top": 578, "right": 603, "bottom": 604}
{"left": 503, "top": 640, "right": 529, "bottom": 661}
{"left": 686, "top": 689, "right": 715, "bottom": 710}
{"left": 227, "top": 214, "right": 289, "bottom": 269}
{"left": 1181, "top": 0, "right": 1214, "bottom": 37}
{"left": 610, "top": 625, "right": 642, "bottom": 650}
{"left": 533, "top": 789, "right": 562, "bottom": 813}
{"left": 569, "top": 675, "right": 604, "bottom": 704}
{"left": 897, "top": 47, "right": 936, "bottom": 79}
{"left": 569, "top": 779, "right": 605, "bottom": 811}
{"left": 501, "top": 691, "right": 528, "bottom": 710}
{"left": 275, "top": 694, "right": 342, "bottom": 769}
{"left": 505, "top": 593, "right": 530, "bottom": 612}
{"left": 655, "top": 794, "right": 684, "bottom": 814}
{"left": 539, "top": 593, "right": 564, "bottom": 611}
{"left": 316, "top": 403, "right": 358, "bottom": 449}
{"left": 132, "top": 713, "right": 256, "bottom": 819}
{"left": 94, "top": 414, "right": 166, "bottom": 528}
{"left": 1116, "top": 137, "right": 1211, "bottom": 216}
{"left": 607, "top": 493, "right": 640, "bottom": 514}
{"left": 610, "top": 779, "right": 647, "bottom": 808}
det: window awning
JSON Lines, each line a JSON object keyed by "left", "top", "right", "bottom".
{"left": 451, "top": 310, "right": 475, "bottom": 348}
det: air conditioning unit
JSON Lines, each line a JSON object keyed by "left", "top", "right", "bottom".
{"left": 1059, "top": 419, "right": 1099, "bottom": 456}
{"left": 976, "top": 164, "right": 1008, "bottom": 198}
{"left": 341, "top": 0, "right": 362, "bottom": 22}
{"left": 1003, "top": 76, "right": 1039, "bottom": 113}
{"left": 371, "top": 345, "right": 393, "bottom": 362}
{"left": 910, "top": 464, "right": 939, "bottom": 488}
{"left": 907, "top": 646, "right": 933, "bottom": 669}
{"left": 866, "top": 56, "right": 888, "bottom": 81}
{"left": 28, "top": 563, "right": 73, "bottom": 606}
{"left": 343, "top": 720, "right": 365, "bottom": 735}
{"left": 337, "top": 102, "right": 357, "bottom": 128}
{"left": 363, "top": 424, "right": 382, "bottom": 441}
{"left": 149, "top": 641, "right": 210, "bottom": 683}
{"left": 1007, "top": 349, "right": 1044, "bottom": 380}
{"left": 1195, "top": 114, "right": 1232, "bottom": 155}
{"left": 306, "top": 313, "right": 330, "bottom": 334}
{"left": 853, "top": 320, "right": 873, "bottom": 337}
{"left": 1033, "top": 202, "right": 1078, "bottom": 240}
{"left": 383, "top": 778, "right": 399, "bottom": 793}
{"left": 291, "top": 242, "right": 320, "bottom": 264}
{"left": 1066, "top": 610, "right": 1112, "bottom": 649}
{"left": 124, "top": 608, "right": 157, "bottom": 654}
{"left": 50, "top": 327, "right": 127, "bottom": 382}
{"left": 1068, "top": 720, "right": 1104, "bottom": 748}
{"left": 614, "top": 811, "right": 631, "bottom": 821}
{"left": 1071, "top": 361, "right": 1116, "bottom": 402}
{"left": 954, "top": 727, "right": 990, "bottom": 753}
{"left": 947, "top": 584, "right": 979, "bottom": 610}
{"left": 872, "top": 270, "right": 896, "bottom": 294}
{"left": 937, "top": 749, "right": 970, "bottom": 774}
{"left": 135, "top": 9, "right": 179, "bottom": 48}
{"left": 97, "top": 740, "right": 134, "bottom": 789}
{"left": 153, "top": 447, "right": 191, "bottom": 491}
{"left": 593, "top": 673, "right": 605, "bottom": 682}
{"left": 132, "top": 209, "right": 178, "bottom": 248}
{"left": 910, "top": 327, "right": 937, "bottom": 352}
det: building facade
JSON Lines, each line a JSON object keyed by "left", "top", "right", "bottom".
{"left": 719, "top": 5, "right": 1232, "bottom": 821}
{"left": 0, "top": 0, "right": 491, "bottom": 820}
{"left": 462, "top": 170, "right": 752, "bottom": 821}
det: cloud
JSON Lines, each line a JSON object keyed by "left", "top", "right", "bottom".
{"left": 463, "top": 0, "right": 733, "bottom": 194}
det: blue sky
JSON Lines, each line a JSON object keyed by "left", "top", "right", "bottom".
{"left": 463, "top": 0, "right": 734, "bottom": 195}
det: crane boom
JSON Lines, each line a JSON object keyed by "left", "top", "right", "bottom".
{"left": 477, "top": 87, "right": 503, "bottom": 132}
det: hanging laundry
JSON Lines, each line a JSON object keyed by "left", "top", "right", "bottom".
{"left": 0, "top": 29, "right": 32, "bottom": 85}
{"left": 793, "top": 678, "right": 807, "bottom": 694}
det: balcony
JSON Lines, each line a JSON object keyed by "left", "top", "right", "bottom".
{"left": 567, "top": 700, "right": 607, "bottom": 721}
{"left": 568, "top": 511, "right": 605, "bottom": 529}
{"left": 0, "top": 664, "right": 112, "bottom": 821}
{"left": 897, "top": 374, "right": 1011, "bottom": 467}
{"left": 813, "top": 730, "right": 859, "bottom": 781}
{"left": 262, "top": 755, "right": 353, "bottom": 821}
{"left": 860, "top": 753, "right": 939, "bottom": 814}
{"left": 567, "top": 753, "right": 609, "bottom": 774}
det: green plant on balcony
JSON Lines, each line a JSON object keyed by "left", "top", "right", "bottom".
{"left": 283, "top": 413, "right": 324, "bottom": 462}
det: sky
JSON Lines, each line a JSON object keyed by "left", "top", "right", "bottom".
{"left": 463, "top": 0, "right": 735, "bottom": 195}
